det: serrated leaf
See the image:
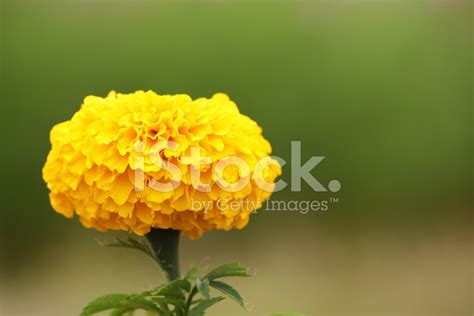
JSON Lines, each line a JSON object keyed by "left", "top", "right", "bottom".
{"left": 209, "top": 280, "right": 245, "bottom": 308}
{"left": 188, "top": 297, "right": 224, "bottom": 316}
{"left": 151, "top": 278, "right": 191, "bottom": 299}
{"left": 196, "top": 278, "right": 210, "bottom": 299}
{"left": 80, "top": 294, "right": 129, "bottom": 315}
{"left": 101, "top": 237, "right": 159, "bottom": 265}
{"left": 80, "top": 293, "right": 160, "bottom": 316}
{"left": 204, "top": 263, "right": 251, "bottom": 281}
{"left": 120, "top": 296, "right": 160, "bottom": 313}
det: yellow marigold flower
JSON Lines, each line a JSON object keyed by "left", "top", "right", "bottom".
{"left": 42, "top": 90, "right": 281, "bottom": 239}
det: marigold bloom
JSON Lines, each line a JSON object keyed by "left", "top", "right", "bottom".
{"left": 42, "top": 90, "right": 280, "bottom": 238}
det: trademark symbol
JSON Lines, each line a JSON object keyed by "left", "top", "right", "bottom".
{"left": 329, "top": 197, "right": 339, "bottom": 203}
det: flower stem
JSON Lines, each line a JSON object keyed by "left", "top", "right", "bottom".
{"left": 146, "top": 228, "right": 181, "bottom": 281}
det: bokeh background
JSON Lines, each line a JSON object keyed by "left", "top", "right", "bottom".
{"left": 1, "top": 0, "right": 472, "bottom": 315}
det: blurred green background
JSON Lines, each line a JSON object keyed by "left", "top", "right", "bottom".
{"left": 1, "top": 0, "right": 472, "bottom": 315}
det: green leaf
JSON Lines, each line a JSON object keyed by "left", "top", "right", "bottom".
{"left": 152, "top": 296, "right": 186, "bottom": 310}
{"left": 209, "top": 280, "right": 245, "bottom": 308}
{"left": 196, "top": 278, "right": 210, "bottom": 299}
{"left": 81, "top": 294, "right": 129, "bottom": 315}
{"left": 204, "top": 263, "right": 251, "bottom": 281}
{"left": 190, "top": 298, "right": 203, "bottom": 305}
{"left": 151, "top": 279, "right": 191, "bottom": 299}
{"left": 80, "top": 293, "right": 160, "bottom": 316}
{"left": 120, "top": 296, "right": 160, "bottom": 313}
{"left": 188, "top": 297, "right": 224, "bottom": 316}
{"left": 109, "top": 307, "right": 132, "bottom": 316}
{"left": 101, "top": 237, "right": 159, "bottom": 265}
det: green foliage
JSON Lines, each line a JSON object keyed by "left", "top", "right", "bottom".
{"left": 209, "top": 280, "right": 245, "bottom": 308}
{"left": 204, "top": 263, "right": 252, "bottom": 280}
{"left": 188, "top": 297, "right": 225, "bottom": 316}
{"left": 151, "top": 278, "right": 191, "bottom": 297}
{"left": 80, "top": 293, "right": 161, "bottom": 316}
{"left": 109, "top": 307, "right": 133, "bottom": 316}
{"left": 102, "top": 236, "right": 160, "bottom": 266}
{"left": 196, "top": 278, "right": 210, "bottom": 299}
{"left": 85, "top": 237, "right": 299, "bottom": 315}
{"left": 81, "top": 264, "right": 251, "bottom": 316}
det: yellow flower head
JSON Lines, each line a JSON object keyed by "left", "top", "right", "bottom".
{"left": 42, "top": 90, "right": 281, "bottom": 238}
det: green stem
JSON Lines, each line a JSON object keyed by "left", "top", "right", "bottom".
{"left": 184, "top": 287, "right": 198, "bottom": 313}
{"left": 146, "top": 228, "right": 181, "bottom": 281}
